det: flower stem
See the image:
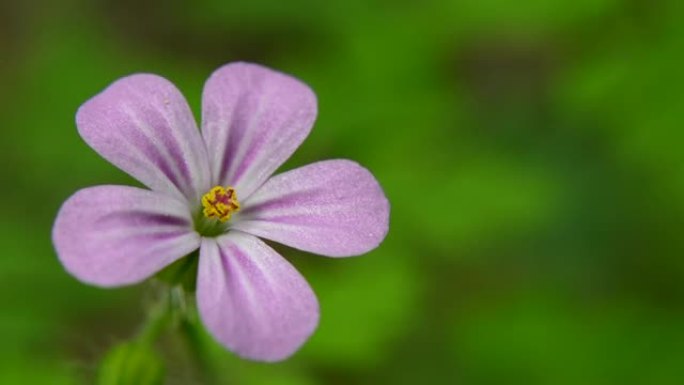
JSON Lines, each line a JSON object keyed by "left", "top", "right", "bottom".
{"left": 137, "top": 289, "right": 173, "bottom": 346}
{"left": 130, "top": 281, "right": 220, "bottom": 383}
{"left": 179, "top": 315, "right": 219, "bottom": 384}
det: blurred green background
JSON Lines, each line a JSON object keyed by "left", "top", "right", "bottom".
{"left": 2, "top": 0, "right": 684, "bottom": 383}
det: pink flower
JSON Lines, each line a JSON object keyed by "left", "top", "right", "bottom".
{"left": 52, "top": 62, "right": 390, "bottom": 362}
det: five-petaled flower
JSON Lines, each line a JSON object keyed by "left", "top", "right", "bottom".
{"left": 52, "top": 62, "right": 390, "bottom": 362}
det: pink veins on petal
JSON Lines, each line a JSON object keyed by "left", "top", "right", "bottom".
{"left": 52, "top": 61, "right": 390, "bottom": 362}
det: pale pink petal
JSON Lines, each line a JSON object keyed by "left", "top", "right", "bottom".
{"left": 52, "top": 185, "right": 200, "bottom": 287}
{"left": 232, "top": 160, "right": 390, "bottom": 257}
{"left": 197, "top": 232, "right": 319, "bottom": 362}
{"left": 201, "top": 62, "right": 317, "bottom": 199}
{"left": 77, "top": 74, "right": 211, "bottom": 202}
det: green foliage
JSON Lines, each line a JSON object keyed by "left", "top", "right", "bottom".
{"left": 2, "top": 0, "right": 684, "bottom": 384}
{"left": 98, "top": 342, "right": 165, "bottom": 385}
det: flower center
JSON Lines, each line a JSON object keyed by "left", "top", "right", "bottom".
{"left": 194, "top": 186, "right": 240, "bottom": 237}
{"left": 201, "top": 186, "right": 241, "bottom": 222}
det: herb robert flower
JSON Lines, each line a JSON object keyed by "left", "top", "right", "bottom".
{"left": 52, "top": 62, "right": 389, "bottom": 361}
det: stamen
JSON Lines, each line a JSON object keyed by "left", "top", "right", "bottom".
{"left": 201, "top": 186, "right": 240, "bottom": 222}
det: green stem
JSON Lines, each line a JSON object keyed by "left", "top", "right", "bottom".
{"left": 137, "top": 291, "right": 173, "bottom": 346}
{"left": 179, "top": 316, "right": 219, "bottom": 384}
{"left": 132, "top": 282, "right": 219, "bottom": 383}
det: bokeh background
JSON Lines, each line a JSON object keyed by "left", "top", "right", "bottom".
{"left": 2, "top": 0, "right": 684, "bottom": 384}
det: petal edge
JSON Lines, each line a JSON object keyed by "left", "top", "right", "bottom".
{"left": 77, "top": 74, "right": 211, "bottom": 202}
{"left": 197, "top": 232, "right": 319, "bottom": 361}
{"left": 201, "top": 62, "right": 317, "bottom": 199}
{"left": 52, "top": 185, "right": 200, "bottom": 287}
{"left": 233, "top": 159, "right": 390, "bottom": 257}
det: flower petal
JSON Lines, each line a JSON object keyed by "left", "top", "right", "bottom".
{"left": 52, "top": 185, "right": 200, "bottom": 287}
{"left": 77, "top": 74, "right": 211, "bottom": 202}
{"left": 201, "top": 62, "right": 317, "bottom": 199}
{"left": 233, "top": 160, "right": 390, "bottom": 257}
{"left": 197, "top": 232, "right": 319, "bottom": 362}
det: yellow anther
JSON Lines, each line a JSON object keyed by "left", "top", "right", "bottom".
{"left": 201, "top": 186, "right": 240, "bottom": 222}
